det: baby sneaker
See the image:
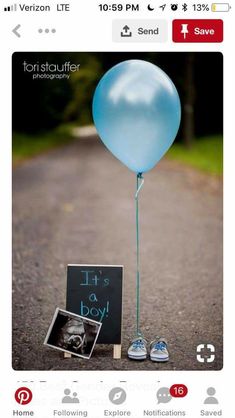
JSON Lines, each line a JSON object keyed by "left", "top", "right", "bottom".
{"left": 150, "top": 337, "right": 169, "bottom": 362}
{"left": 128, "top": 336, "right": 147, "bottom": 360}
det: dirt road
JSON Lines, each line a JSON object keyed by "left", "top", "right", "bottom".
{"left": 12, "top": 136, "right": 223, "bottom": 370}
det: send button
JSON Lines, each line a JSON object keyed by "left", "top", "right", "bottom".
{"left": 113, "top": 19, "right": 168, "bottom": 42}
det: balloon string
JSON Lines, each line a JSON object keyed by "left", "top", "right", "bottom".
{"left": 135, "top": 173, "right": 144, "bottom": 337}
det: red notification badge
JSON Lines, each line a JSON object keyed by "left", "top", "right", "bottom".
{"left": 170, "top": 384, "right": 188, "bottom": 398}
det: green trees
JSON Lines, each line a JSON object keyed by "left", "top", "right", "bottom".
{"left": 12, "top": 52, "right": 223, "bottom": 142}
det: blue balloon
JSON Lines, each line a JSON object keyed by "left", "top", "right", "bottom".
{"left": 92, "top": 60, "right": 181, "bottom": 173}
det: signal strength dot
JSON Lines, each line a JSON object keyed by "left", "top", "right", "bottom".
{"left": 4, "top": 3, "right": 17, "bottom": 11}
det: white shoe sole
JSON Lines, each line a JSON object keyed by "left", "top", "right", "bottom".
{"left": 128, "top": 354, "right": 147, "bottom": 360}
{"left": 150, "top": 356, "right": 169, "bottom": 362}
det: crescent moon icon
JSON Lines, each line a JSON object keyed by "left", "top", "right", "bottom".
{"left": 147, "top": 4, "right": 155, "bottom": 11}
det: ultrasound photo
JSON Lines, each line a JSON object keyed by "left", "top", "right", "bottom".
{"left": 44, "top": 308, "right": 102, "bottom": 359}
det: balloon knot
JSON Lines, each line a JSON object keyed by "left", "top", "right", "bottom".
{"left": 135, "top": 174, "right": 145, "bottom": 200}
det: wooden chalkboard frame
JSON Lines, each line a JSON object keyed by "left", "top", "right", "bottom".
{"left": 65, "top": 264, "right": 123, "bottom": 359}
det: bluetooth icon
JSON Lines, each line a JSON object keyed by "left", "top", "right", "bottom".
{"left": 182, "top": 3, "right": 188, "bottom": 11}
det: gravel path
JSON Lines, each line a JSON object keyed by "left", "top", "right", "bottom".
{"left": 12, "top": 136, "right": 223, "bottom": 370}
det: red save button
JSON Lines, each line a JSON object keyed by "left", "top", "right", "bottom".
{"left": 173, "top": 19, "right": 223, "bottom": 43}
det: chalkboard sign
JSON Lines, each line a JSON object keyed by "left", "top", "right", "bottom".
{"left": 66, "top": 265, "right": 123, "bottom": 345}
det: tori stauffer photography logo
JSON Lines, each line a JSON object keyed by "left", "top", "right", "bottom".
{"left": 22, "top": 61, "right": 81, "bottom": 80}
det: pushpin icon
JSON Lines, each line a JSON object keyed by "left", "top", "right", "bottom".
{"left": 181, "top": 23, "right": 189, "bottom": 39}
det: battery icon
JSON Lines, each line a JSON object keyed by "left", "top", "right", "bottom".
{"left": 211, "top": 3, "right": 231, "bottom": 11}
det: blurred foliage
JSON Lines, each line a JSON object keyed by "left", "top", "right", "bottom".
{"left": 12, "top": 124, "right": 74, "bottom": 166}
{"left": 12, "top": 52, "right": 223, "bottom": 173}
{"left": 13, "top": 130, "right": 222, "bottom": 176}
{"left": 12, "top": 53, "right": 74, "bottom": 133}
{"left": 12, "top": 52, "right": 223, "bottom": 140}
{"left": 167, "top": 135, "right": 223, "bottom": 175}
{"left": 64, "top": 55, "right": 102, "bottom": 125}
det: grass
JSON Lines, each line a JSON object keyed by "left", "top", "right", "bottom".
{"left": 12, "top": 125, "right": 74, "bottom": 165}
{"left": 13, "top": 128, "right": 223, "bottom": 176}
{"left": 167, "top": 135, "right": 223, "bottom": 175}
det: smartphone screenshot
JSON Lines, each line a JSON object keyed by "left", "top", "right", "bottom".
{"left": 0, "top": 1, "right": 234, "bottom": 416}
